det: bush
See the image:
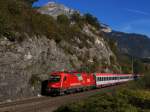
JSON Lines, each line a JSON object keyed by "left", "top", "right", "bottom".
{"left": 133, "top": 59, "right": 145, "bottom": 74}
{"left": 57, "top": 14, "right": 70, "bottom": 25}
{"left": 55, "top": 88, "right": 150, "bottom": 112}
{"left": 0, "top": 16, "right": 7, "bottom": 36}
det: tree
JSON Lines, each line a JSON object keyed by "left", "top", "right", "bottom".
{"left": 71, "top": 12, "right": 82, "bottom": 23}
{"left": 84, "top": 13, "right": 100, "bottom": 29}
{"left": 71, "top": 12, "right": 84, "bottom": 28}
{"left": 23, "top": 0, "right": 38, "bottom": 6}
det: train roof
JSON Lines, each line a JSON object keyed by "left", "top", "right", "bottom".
{"left": 50, "top": 71, "right": 133, "bottom": 76}
{"left": 95, "top": 73, "right": 133, "bottom": 76}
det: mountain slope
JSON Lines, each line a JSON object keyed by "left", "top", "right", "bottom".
{"left": 105, "top": 31, "right": 150, "bottom": 58}
{"left": 0, "top": 0, "right": 120, "bottom": 102}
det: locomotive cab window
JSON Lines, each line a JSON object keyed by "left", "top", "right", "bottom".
{"left": 49, "top": 75, "right": 61, "bottom": 82}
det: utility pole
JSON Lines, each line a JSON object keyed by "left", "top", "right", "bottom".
{"left": 132, "top": 56, "right": 134, "bottom": 75}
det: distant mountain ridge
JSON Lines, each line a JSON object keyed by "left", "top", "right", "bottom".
{"left": 105, "top": 31, "right": 150, "bottom": 58}
{"left": 38, "top": 2, "right": 150, "bottom": 59}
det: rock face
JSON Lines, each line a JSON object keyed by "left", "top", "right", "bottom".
{"left": 0, "top": 24, "right": 117, "bottom": 102}
{"left": 38, "top": 2, "right": 75, "bottom": 18}
{"left": 0, "top": 1, "right": 119, "bottom": 102}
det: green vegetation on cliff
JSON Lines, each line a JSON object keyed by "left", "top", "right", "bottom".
{"left": 0, "top": 0, "right": 100, "bottom": 43}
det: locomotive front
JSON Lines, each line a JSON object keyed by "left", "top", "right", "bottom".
{"left": 47, "top": 72, "right": 63, "bottom": 94}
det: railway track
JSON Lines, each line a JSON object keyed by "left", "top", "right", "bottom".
{"left": 0, "top": 85, "right": 120, "bottom": 112}
{"left": 0, "top": 96, "right": 48, "bottom": 109}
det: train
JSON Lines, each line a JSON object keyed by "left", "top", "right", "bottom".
{"left": 46, "top": 71, "right": 137, "bottom": 95}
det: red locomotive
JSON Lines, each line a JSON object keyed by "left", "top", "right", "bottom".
{"left": 47, "top": 71, "right": 135, "bottom": 95}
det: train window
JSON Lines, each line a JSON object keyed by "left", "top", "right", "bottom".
{"left": 111, "top": 77, "right": 113, "bottom": 80}
{"left": 98, "top": 77, "right": 100, "bottom": 81}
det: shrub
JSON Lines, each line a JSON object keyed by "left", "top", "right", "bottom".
{"left": 133, "top": 59, "right": 145, "bottom": 74}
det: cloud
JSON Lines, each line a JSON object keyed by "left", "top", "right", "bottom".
{"left": 124, "top": 8, "right": 150, "bottom": 16}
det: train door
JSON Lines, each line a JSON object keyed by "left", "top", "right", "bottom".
{"left": 62, "top": 75, "right": 69, "bottom": 90}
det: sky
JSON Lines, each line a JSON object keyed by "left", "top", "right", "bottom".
{"left": 34, "top": 0, "right": 150, "bottom": 37}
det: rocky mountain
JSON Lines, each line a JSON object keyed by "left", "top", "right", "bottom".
{"left": 100, "top": 24, "right": 112, "bottom": 33}
{"left": 0, "top": 26, "right": 119, "bottom": 102}
{"left": 38, "top": 2, "right": 76, "bottom": 17}
{"left": 0, "top": 0, "right": 120, "bottom": 102}
{"left": 105, "top": 31, "right": 150, "bottom": 58}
